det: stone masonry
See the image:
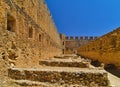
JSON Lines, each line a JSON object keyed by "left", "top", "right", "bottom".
{"left": 60, "top": 34, "right": 98, "bottom": 54}
{"left": 8, "top": 55, "right": 110, "bottom": 87}
{"left": 0, "top": 0, "right": 119, "bottom": 87}
{"left": 77, "top": 27, "right": 120, "bottom": 68}
{"left": 0, "top": 0, "right": 62, "bottom": 85}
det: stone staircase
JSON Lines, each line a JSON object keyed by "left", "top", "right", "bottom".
{"left": 39, "top": 58, "right": 89, "bottom": 68}
{"left": 8, "top": 55, "right": 110, "bottom": 87}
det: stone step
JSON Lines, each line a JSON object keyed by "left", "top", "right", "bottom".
{"left": 8, "top": 67, "right": 109, "bottom": 86}
{"left": 54, "top": 54, "right": 78, "bottom": 59}
{"left": 13, "top": 80, "right": 53, "bottom": 86}
{"left": 13, "top": 80, "right": 86, "bottom": 87}
{"left": 39, "top": 58, "right": 89, "bottom": 68}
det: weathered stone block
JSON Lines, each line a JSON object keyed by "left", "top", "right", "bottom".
{"left": 8, "top": 68, "right": 109, "bottom": 86}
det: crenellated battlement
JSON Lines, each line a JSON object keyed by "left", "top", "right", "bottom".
{"left": 62, "top": 35, "right": 99, "bottom": 54}
{"left": 65, "top": 36, "right": 98, "bottom": 40}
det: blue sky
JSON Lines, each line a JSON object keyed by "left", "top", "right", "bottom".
{"left": 45, "top": 0, "right": 120, "bottom": 36}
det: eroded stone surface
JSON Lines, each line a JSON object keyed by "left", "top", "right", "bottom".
{"left": 0, "top": 0, "right": 119, "bottom": 87}
{"left": 8, "top": 67, "right": 109, "bottom": 86}
{"left": 0, "top": 0, "right": 62, "bottom": 86}
{"left": 77, "top": 28, "right": 120, "bottom": 68}
{"left": 39, "top": 58, "right": 90, "bottom": 68}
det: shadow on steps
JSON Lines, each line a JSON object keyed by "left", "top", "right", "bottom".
{"left": 105, "top": 65, "right": 120, "bottom": 78}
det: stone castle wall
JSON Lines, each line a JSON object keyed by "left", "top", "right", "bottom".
{"left": 60, "top": 35, "right": 98, "bottom": 54}
{"left": 77, "top": 27, "right": 120, "bottom": 68}
{"left": 0, "top": 0, "right": 62, "bottom": 83}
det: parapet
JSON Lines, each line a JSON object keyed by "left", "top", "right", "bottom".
{"left": 59, "top": 34, "right": 66, "bottom": 40}
{"left": 65, "top": 36, "right": 98, "bottom": 40}
{"left": 90, "top": 36, "right": 94, "bottom": 40}
{"left": 85, "top": 36, "right": 88, "bottom": 40}
{"left": 80, "top": 36, "right": 83, "bottom": 40}
{"left": 75, "top": 36, "right": 79, "bottom": 40}
{"left": 70, "top": 36, "right": 74, "bottom": 40}
{"left": 65, "top": 36, "right": 69, "bottom": 39}
{"left": 94, "top": 36, "right": 98, "bottom": 39}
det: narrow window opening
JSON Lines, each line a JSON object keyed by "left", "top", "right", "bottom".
{"left": 39, "top": 34, "right": 41, "bottom": 42}
{"left": 62, "top": 49, "right": 64, "bottom": 54}
{"left": 7, "top": 14, "right": 16, "bottom": 32}
{"left": 29, "top": 27, "right": 33, "bottom": 38}
{"left": 63, "top": 42, "right": 64, "bottom": 45}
